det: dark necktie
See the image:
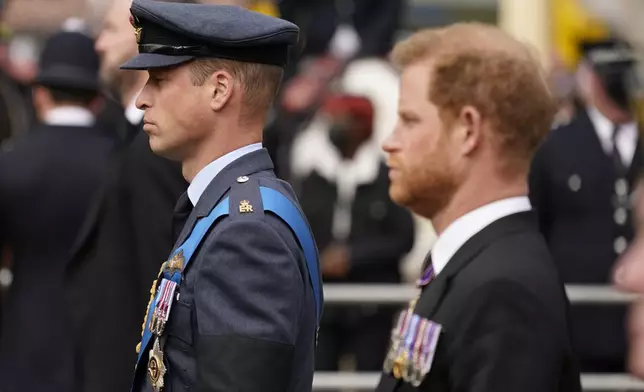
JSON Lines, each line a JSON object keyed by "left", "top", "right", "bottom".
{"left": 172, "top": 192, "right": 193, "bottom": 243}
{"left": 417, "top": 254, "right": 435, "bottom": 288}
{"left": 612, "top": 124, "right": 627, "bottom": 176}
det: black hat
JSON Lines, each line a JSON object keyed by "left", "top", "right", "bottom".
{"left": 35, "top": 30, "right": 100, "bottom": 92}
{"left": 120, "top": 0, "right": 299, "bottom": 70}
{"left": 580, "top": 37, "right": 639, "bottom": 111}
{"left": 580, "top": 37, "right": 637, "bottom": 71}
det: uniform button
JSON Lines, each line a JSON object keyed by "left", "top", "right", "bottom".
{"left": 0, "top": 267, "right": 12, "bottom": 288}
{"left": 615, "top": 179, "right": 629, "bottom": 196}
{"left": 614, "top": 208, "right": 628, "bottom": 225}
{"left": 237, "top": 175, "right": 249, "bottom": 183}
{"left": 614, "top": 237, "right": 628, "bottom": 254}
{"left": 568, "top": 175, "right": 582, "bottom": 192}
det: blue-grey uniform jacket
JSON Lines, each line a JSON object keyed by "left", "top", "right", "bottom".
{"left": 132, "top": 148, "right": 320, "bottom": 392}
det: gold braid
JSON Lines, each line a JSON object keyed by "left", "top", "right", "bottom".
{"left": 135, "top": 261, "right": 167, "bottom": 354}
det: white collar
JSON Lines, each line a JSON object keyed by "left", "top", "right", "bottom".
{"left": 187, "top": 143, "right": 263, "bottom": 206}
{"left": 44, "top": 106, "right": 94, "bottom": 127}
{"left": 586, "top": 105, "right": 638, "bottom": 160}
{"left": 290, "top": 115, "right": 381, "bottom": 187}
{"left": 125, "top": 90, "right": 144, "bottom": 126}
{"left": 431, "top": 196, "right": 532, "bottom": 275}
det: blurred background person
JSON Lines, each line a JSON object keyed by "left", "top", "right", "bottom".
{"left": 0, "top": 0, "right": 36, "bottom": 148}
{"left": 290, "top": 93, "right": 414, "bottom": 374}
{"left": 64, "top": 1, "right": 188, "bottom": 391}
{"left": 0, "top": 29, "right": 113, "bottom": 392}
{"left": 266, "top": 0, "right": 406, "bottom": 180}
{"left": 529, "top": 37, "right": 641, "bottom": 374}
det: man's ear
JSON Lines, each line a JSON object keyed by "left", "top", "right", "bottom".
{"left": 454, "top": 105, "right": 483, "bottom": 156}
{"left": 210, "top": 70, "right": 234, "bottom": 112}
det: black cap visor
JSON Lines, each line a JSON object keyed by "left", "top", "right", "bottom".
{"left": 120, "top": 53, "right": 195, "bottom": 70}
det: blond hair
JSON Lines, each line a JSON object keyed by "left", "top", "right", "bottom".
{"left": 391, "top": 22, "right": 555, "bottom": 175}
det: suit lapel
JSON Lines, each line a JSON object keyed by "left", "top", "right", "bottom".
{"left": 173, "top": 149, "right": 274, "bottom": 247}
{"left": 414, "top": 211, "right": 538, "bottom": 319}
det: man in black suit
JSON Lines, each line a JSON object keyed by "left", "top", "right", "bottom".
{"left": 0, "top": 30, "right": 114, "bottom": 392}
{"left": 64, "top": 1, "right": 189, "bottom": 391}
{"left": 375, "top": 23, "right": 581, "bottom": 392}
{"left": 529, "top": 38, "right": 641, "bottom": 373}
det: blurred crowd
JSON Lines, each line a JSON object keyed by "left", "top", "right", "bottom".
{"left": 0, "top": 0, "right": 643, "bottom": 391}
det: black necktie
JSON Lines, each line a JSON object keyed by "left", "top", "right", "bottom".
{"left": 612, "top": 124, "right": 627, "bottom": 176}
{"left": 172, "top": 192, "right": 193, "bottom": 243}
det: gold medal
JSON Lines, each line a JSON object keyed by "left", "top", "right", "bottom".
{"left": 148, "top": 338, "right": 167, "bottom": 392}
{"left": 392, "top": 353, "right": 406, "bottom": 380}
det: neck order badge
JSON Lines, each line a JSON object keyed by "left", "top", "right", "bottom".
{"left": 134, "top": 186, "right": 322, "bottom": 392}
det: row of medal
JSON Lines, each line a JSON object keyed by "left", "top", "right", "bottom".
{"left": 382, "top": 262, "right": 441, "bottom": 387}
{"left": 148, "top": 278, "right": 179, "bottom": 392}
{"left": 383, "top": 307, "right": 442, "bottom": 387}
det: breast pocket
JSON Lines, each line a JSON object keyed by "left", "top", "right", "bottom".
{"left": 167, "top": 299, "right": 194, "bottom": 349}
{"left": 165, "top": 299, "right": 196, "bottom": 392}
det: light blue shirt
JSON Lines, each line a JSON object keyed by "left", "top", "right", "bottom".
{"left": 187, "top": 143, "right": 263, "bottom": 206}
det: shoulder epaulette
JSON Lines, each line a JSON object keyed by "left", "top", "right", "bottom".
{"left": 227, "top": 175, "right": 265, "bottom": 220}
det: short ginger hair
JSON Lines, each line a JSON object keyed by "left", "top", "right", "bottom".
{"left": 190, "top": 58, "right": 283, "bottom": 121}
{"left": 391, "top": 22, "right": 556, "bottom": 175}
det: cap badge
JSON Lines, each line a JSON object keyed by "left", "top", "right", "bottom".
{"left": 130, "top": 14, "right": 143, "bottom": 44}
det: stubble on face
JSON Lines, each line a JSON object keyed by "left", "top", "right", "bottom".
{"left": 385, "top": 64, "right": 460, "bottom": 220}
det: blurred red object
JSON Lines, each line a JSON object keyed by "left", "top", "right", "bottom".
{"left": 321, "top": 93, "right": 374, "bottom": 129}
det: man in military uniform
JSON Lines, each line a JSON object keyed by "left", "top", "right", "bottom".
{"left": 121, "top": 1, "right": 321, "bottom": 391}
{"left": 529, "top": 37, "right": 642, "bottom": 373}
{"left": 375, "top": 23, "right": 581, "bottom": 392}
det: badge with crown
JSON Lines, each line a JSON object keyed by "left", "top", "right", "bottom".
{"left": 129, "top": 14, "right": 142, "bottom": 43}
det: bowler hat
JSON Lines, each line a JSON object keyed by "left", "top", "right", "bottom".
{"left": 35, "top": 30, "right": 100, "bottom": 92}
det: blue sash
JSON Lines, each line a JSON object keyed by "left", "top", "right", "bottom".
{"left": 136, "top": 187, "right": 322, "bottom": 367}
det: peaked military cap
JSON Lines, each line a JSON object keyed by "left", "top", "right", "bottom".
{"left": 120, "top": 0, "right": 299, "bottom": 70}
{"left": 580, "top": 37, "right": 636, "bottom": 70}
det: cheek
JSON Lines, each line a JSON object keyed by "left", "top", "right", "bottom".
{"left": 403, "top": 127, "right": 436, "bottom": 169}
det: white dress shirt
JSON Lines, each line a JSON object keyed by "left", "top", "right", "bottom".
{"left": 44, "top": 106, "right": 94, "bottom": 127}
{"left": 125, "top": 92, "right": 144, "bottom": 126}
{"left": 431, "top": 197, "right": 532, "bottom": 275}
{"left": 587, "top": 105, "right": 638, "bottom": 167}
{"left": 187, "top": 143, "right": 263, "bottom": 206}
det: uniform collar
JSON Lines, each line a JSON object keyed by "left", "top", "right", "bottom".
{"left": 431, "top": 196, "right": 532, "bottom": 275}
{"left": 44, "top": 106, "right": 94, "bottom": 127}
{"left": 174, "top": 147, "right": 274, "bottom": 247}
{"left": 586, "top": 105, "right": 638, "bottom": 162}
{"left": 187, "top": 143, "right": 263, "bottom": 206}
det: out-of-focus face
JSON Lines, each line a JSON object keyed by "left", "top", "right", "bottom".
{"left": 94, "top": 0, "right": 138, "bottom": 89}
{"left": 136, "top": 64, "right": 211, "bottom": 161}
{"left": 382, "top": 63, "right": 459, "bottom": 219}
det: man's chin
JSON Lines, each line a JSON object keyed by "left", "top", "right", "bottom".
{"left": 149, "top": 140, "right": 182, "bottom": 161}
{"left": 388, "top": 185, "right": 410, "bottom": 208}
{"left": 100, "top": 70, "right": 120, "bottom": 93}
